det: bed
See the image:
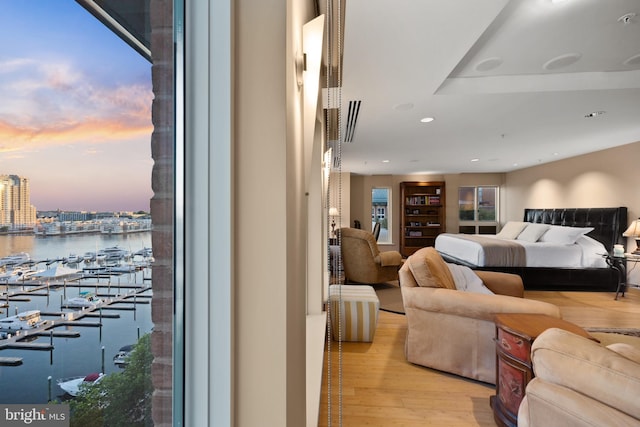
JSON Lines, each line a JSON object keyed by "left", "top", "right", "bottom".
{"left": 436, "top": 207, "right": 628, "bottom": 291}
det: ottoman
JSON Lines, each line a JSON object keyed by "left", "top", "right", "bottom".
{"left": 328, "top": 284, "right": 380, "bottom": 342}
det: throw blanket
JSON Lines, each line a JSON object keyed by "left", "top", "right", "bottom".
{"left": 447, "top": 263, "right": 494, "bottom": 295}
{"left": 447, "top": 234, "right": 526, "bottom": 267}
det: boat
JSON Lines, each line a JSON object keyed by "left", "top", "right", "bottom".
{"left": 98, "top": 246, "right": 129, "bottom": 261}
{"left": 0, "top": 252, "right": 31, "bottom": 267}
{"left": 0, "top": 310, "right": 44, "bottom": 331}
{"left": 57, "top": 372, "right": 104, "bottom": 397}
{"left": 83, "top": 252, "right": 96, "bottom": 262}
{"left": 113, "top": 344, "right": 134, "bottom": 367}
{"left": 63, "top": 291, "right": 102, "bottom": 308}
{"left": 66, "top": 253, "right": 81, "bottom": 264}
{"left": 4, "top": 268, "right": 41, "bottom": 283}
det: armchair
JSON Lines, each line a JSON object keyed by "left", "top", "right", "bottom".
{"left": 399, "top": 247, "right": 560, "bottom": 384}
{"left": 339, "top": 227, "right": 403, "bottom": 284}
{"left": 519, "top": 328, "right": 640, "bottom": 427}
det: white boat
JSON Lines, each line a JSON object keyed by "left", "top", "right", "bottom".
{"left": 57, "top": 372, "right": 104, "bottom": 397}
{"left": 113, "top": 344, "right": 134, "bottom": 367}
{"left": 99, "top": 246, "right": 129, "bottom": 261}
{"left": 0, "top": 310, "right": 44, "bottom": 331}
{"left": 0, "top": 252, "right": 30, "bottom": 267}
{"left": 64, "top": 291, "right": 102, "bottom": 308}
{"left": 5, "top": 268, "right": 41, "bottom": 283}
{"left": 83, "top": 252, "right": 96, "bottom": 262}
{"left": 67, "top": 253, "right": 81, "bottom": 264}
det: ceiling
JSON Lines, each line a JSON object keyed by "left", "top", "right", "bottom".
{"left": 338, "top": 0, "right": 640, "bottom": 175}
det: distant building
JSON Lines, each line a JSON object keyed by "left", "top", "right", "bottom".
{"left": 0, "top": 175, "right": 36, "bottom": 227}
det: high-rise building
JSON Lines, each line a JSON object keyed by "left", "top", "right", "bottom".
{"left": 0, "top": 175, "right": 37, "bottom": 226}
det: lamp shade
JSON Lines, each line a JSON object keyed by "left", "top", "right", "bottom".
{"left": 329, "top": 207, "right": 339, "bottom": 217}
{"left": 623, "top": 219, "right": 640, "bottom": 238}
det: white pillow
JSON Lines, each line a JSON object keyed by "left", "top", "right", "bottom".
{"left": 539, "top": 225, "right": 594, "bottom": 245}
{"left": 496, "top": 221, "right": 529, "bottom": 240}
{"left": 516, "top": 223, "right": 550, "bottom": 242}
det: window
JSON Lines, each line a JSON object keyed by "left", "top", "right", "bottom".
{"left": 458, "top": 186, "right": 498, "bottom": 234}
{"left": 371, "top": 187, "right": 391, "bottom": 243}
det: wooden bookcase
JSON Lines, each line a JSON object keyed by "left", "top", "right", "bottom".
{"left": 399, "top": 181, "right": 446, "bottom": 257}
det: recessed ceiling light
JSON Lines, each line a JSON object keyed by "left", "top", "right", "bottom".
{"left": 471, "top": 158, "right": 480, "bottom": 162}
{"left": 420, "top": 117, "right": 435, "bottom": 123}
{"left": 585, "top": 111, "right": 606, "bottom": 118}
{"left": 393, "top": 103, "right": 414, "bottom": 111}
{"left": 475, "top": 57, "right": 503, "bottom": 72}
{"left": 382, "top": 160, "right": 390, "bottom": 163}
{"left": 543, "top": 53, "right": 582, "bottom": 70}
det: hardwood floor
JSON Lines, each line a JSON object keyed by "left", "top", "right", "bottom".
{"left": 318, "top": 288, "right": 640, "bottom": 427}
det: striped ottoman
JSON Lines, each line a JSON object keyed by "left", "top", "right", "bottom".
{"left": 329, "top": 284, "right": 380, "bottom": 342}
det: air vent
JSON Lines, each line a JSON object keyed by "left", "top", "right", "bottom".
{"left": 344, "top": 100, "right": 361, "bottom": 143}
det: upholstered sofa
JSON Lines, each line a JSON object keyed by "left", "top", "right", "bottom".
{"left": 519, "top": 328, "right": 640, "bottom": 427}
{"left": 399, "top": 247, "right": 560, "bottom": 384}
{"left": 340, "top": 227, "right": 403, "bottom": 284}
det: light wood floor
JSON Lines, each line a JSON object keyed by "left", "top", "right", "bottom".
{"left": 318, "top": 288, "right": 640, "bottom": 427}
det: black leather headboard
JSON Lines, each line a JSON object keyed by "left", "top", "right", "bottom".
{"left": 523, "top": 207, "right": 628, "bottom": 251}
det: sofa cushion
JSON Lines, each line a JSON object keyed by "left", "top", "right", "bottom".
{"left": 408, "top": 247, "right": 456, "bottom": 289}
{"left": 607, "top": 343, "right": 640, "bottom": 364}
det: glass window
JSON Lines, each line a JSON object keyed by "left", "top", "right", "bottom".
{"left": 0, "top": 2, "right": 177, "bottom": 425}
{"left": 372, "top": 187, "right": 391, "bottom": 243}
{"left": 458, "top": 186, "right": 498, "bottom": 234}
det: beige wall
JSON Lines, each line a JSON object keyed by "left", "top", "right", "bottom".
{"left": 505, "top": 141, "right": 640, "bottom": 242}
{"left": 349, "top": 172, "right": 504, "bottom": 252}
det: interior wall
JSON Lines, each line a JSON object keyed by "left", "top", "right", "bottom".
{"left": 505, "top": 141, "right": 640, "bottom": 234}
{"left": 505, "top": 141, "right": 640, "bottom": 284}
{"left": 350, "top": 173, "right": 504, "bottom": 251}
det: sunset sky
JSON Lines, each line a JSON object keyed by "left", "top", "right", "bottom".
{"left": 0, "top": 1, "right": 153, "bottom": 212}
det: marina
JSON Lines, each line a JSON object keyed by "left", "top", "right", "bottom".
{"left": 0, "top": 231, "right": 153, "bottom": 403}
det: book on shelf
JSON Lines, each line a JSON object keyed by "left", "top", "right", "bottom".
{"left": 427, "top": 196, "right": 440, "bottom": 205}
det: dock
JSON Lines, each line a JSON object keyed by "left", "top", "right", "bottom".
{"left": 0, "top": 285, "right": 152, "bottom": 365}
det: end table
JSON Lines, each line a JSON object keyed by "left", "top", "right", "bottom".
{"left": 490, "top": 313, "right": 594, "bottom": 427}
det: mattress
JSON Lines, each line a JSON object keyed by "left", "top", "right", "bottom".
{"left": 435, "top": 233, "right": 607, "bottom": 268}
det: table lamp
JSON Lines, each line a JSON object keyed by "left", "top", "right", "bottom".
{"left": 623, "top": 219, "right": 640, "bottom": 254}
{"left": 329, "top": 207, "right": 339, "bottom": 237}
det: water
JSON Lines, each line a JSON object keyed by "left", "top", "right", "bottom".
{"left": 0, "top": 232, "right": 153, "bottom": 403}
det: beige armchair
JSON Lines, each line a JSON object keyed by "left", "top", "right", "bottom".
{"left": 399, "top": 247, "right": 560, "bottom": 384}
{"left": 519, "top": 328, "right": 640, "bottom": 427}
{"left": 339, "top": 227, "right": 403, "bottom": 284}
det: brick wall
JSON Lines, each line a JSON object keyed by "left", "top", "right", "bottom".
{"left": 149, "top": 1, "right": 174, "bottom": 426}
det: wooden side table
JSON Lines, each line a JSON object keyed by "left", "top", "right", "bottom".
{"left": 489, "top": 313, "right": 594, "bottom": 427}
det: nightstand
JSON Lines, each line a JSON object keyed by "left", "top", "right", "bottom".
{"left": 607, "top": 253, "right": 640, "bottom": 300}
{"left": 490, "top": 313, "right": 594, "bottom": 427}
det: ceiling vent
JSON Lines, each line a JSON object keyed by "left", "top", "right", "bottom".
{"left": 344, "top": 100, "right": 361, "bottom": 143}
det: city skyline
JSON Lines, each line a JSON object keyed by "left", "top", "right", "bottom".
{"left": 0, "top": 1, "right": 153, "bottom": 212}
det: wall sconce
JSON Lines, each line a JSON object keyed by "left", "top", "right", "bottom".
{"left": 623, "top": 219, "right": 640, "bottom": 254}
{"left": 329, "top": 207, "right": 339, "bottom": 237}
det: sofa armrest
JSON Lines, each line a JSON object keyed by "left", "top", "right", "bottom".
{"left": 401, "top": 286, "right": 560, "bottom": 322}
{"left": 520, "top": 379, "right": 640, "bottom": 427}
{"left": 474, "top": 270, "right": 524, "bottom": 297}
{"left": 531, "top": 328, "right": 640, "bottom": 420}
{"left": 374, "top": 250, "right": 403, "bottom": 267}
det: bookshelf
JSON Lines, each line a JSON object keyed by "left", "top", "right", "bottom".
{"left": 400, "top": 181, "right": 446, "bottom": 257}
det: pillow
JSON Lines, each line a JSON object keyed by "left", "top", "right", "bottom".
{"left": 447, "top": 263, "right": 494, "bottom": 295}
{"left": 496, "top": 221, "right": 529, "bottom": 240}
{"left": 606, "top": 343, "right": 640, "bottom": 364}
{"left": 539, "top": 225, "right": 594, "bottom": 245}
{"left": 516, "top": 223, "right": 550, "bottom": 242}
{"left": 408, "top": 247, "right": 456, "bottom": 289}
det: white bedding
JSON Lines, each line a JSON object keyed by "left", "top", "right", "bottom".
{"left": 435, "top": 233, "right": 607, "bottom": 268}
